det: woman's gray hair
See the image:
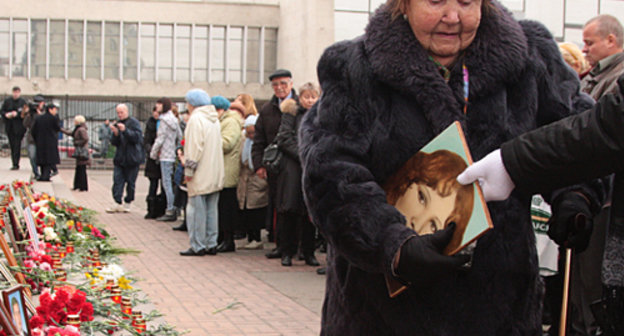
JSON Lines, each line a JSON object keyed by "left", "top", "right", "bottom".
{"left": 74, "top": 115, "right": 86, "bottom": 124}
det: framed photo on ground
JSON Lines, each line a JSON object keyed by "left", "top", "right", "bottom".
{"left": 2, "top": 286, "right": 31, "bottom": 336}
{"left": 0, "top": 300, "right": 18, "bottom": 336}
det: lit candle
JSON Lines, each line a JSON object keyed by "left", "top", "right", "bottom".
{"left": 121, "top": 297, "right": 132, "bottom": 319}
{"left": 66, "top": 314, "right": 80, "bottom": 330}
{"left": 111, "top": 287, "right": 121, "bottom": 304}
{"left": 66, "top": 242, "right": 74, "bottom": 253}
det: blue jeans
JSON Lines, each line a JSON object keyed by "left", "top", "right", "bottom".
{"left": 112, "top": 165, "right": 140, "bottom": 204}
{"left": 160, "top": 160, "right": 175, "bottom": 211}
{"left": 27, "top": 144, "right": 39, "bottom": 178}
{"left": 187, "top": 192, "right": 219, "bottom": 252}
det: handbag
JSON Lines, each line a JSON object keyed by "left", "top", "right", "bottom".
{"left": 262, "top": 141, "right": 283, "bottom": 175}
{"left": 72, "top": 147, "right": 90, "bottom": 160}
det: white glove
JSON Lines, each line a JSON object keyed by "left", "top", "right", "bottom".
{"left": 456, "top": 149, "right": 515, "bottom": 202}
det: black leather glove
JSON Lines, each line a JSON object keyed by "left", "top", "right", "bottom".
{"left": 396, "top": 223, "right": 471, "bottom": 287}
{"left": 547, "top": 192, "right": 594, "bottom": 252}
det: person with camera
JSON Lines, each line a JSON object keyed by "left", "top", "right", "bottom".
{"left": 106, "top": 104, "right": 144, "bottom": 213}
{"left": 31, "top": 102, "right": 61, "bottom": 182}
{"left": 1, "top": 86, "right": 26, "bottom": 170}
{"left": 23, "top": 95, "right": 45, "bottom": 180}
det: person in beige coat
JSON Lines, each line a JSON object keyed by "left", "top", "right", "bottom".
{"left": 180, "top": 89, "right": 224, "bottom": 257}
{"left": 212, "top": 95, "right": 244, "bottom": 253}
{"left": 237, "top": 114, "right": 268, "bottom": 249}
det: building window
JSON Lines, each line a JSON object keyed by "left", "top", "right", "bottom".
{"left": 246, "top": 27, "right": 261, "bottom": 83}
{"left": 140, "top": 23, "right": 155, "bottom": 81}
{"left": 68, "top": 20, "right": 84, "bottom": 79}
{"left": 0, "top": 20, "right": 8, "bottom": 77}
{"left": 124, "top": 23, "right": 138, "bottom": 80}
{"left": 104, "top": 21, "right": 120, "bottom": 80}
{"left": 86, "top": 21, "right": 101, "bottom": 79}
{"left": 211, "top": 25, "right": 225, "bottom": 82}
{"left": 49, "top": 20, "right": 65, "bottom": 78}
{"left": 31, "top": 19, "right": 46, "bottom": 78}
{"left": 193, "top": 25, "right": 209, "bottom": 82}
{"left": 264, "top": 28, "right": 278, "bottom": 78}
{"left": 228, "top": 26, "right": 243, "bottom": 83}
{"left": 175, "top": 24, "right": 191, "bottom": 82}
{"left": 158, "top": 23, "right": 173, "bottom": 81}
{"left": 12, "top": 19, "right": 28, "bottom": 77}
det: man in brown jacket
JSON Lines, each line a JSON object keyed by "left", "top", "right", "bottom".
{"left": 581, "top": 15, "right": 624, "bottom": 99}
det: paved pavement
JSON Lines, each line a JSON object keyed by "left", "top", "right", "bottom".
{"left": 0, "top": 157, "right": 325, "bottom": 335}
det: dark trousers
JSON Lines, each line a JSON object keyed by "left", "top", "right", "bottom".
{"left": 218, "top": 187, "right": 239, "bottom": 244}
{"left": 241, "top": 207, "right": 266, "bottom": 242}
{"left": 39, "top": 164, "right": 52, "bottom": 181}
{"left": 73, "top": 164, "right": 88, "bottom": 191}
{"left": 8, "top": 133, "right": 23, "bottom": 167}
{"left": 174, "top": 185, "right": 188, "bottom": 209}
{"left": 147, "top": 177, "right": 160, "bottom": 198}
{"left": 112, "top": 165, "right": 140, "bottom": 204}
{"left": 279, "top": 211, "right": 316, "bottom": 257}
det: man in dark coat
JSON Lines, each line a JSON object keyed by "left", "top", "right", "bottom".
{"left": 251, "top": 69, "right": 298, "bottom": 258}
{"left": 106, "top": 104, "right": 144, "bottom": 213}
{"left": 1, "top": 86, "right": 26, "bottom": 170}
{"left": 299, "top": 1, "right": 603, "bottom": 335}
{"left": 31, "top": 102, "right": 60, "bottom": 182}
{"left": 459, "top": 76, "right": 624, "bottom": 335}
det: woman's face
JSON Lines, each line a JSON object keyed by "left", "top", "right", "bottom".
{"left": 405, "top": 0, "right": 482, "bottom": 66}
{"left": 299, "top": 90, "right": 319, "bottom": 110}
{"left": 235, "top": 95, "right": 243, "bottom": 104}
{"left": 155, "top": 102, "right": 163, "bottom": 113}
{"left": 394, "top": 182, "right": 456, "bottom": 235}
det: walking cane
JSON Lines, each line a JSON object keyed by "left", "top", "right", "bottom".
{"left": 559, "top": 247, "right": 572, "bottom": 336}
{"left": 559, "top": 213, "right": 587, "bottom": 336}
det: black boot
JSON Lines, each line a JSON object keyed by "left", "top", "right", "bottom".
{"left": 156, "top": 210, "right": 178, "bottom": 222}
{"left": 172, "top": 219, "right": 187, "bottom": 231}
{"left": 144, "top": 197, "right": 157, "bottom": 219}
{"left": 216, "top": 233, "right": 235, "bottom": 252}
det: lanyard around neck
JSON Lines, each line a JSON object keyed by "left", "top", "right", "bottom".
{"left": 430, "top": 57, "right": 469, "bottom": 114}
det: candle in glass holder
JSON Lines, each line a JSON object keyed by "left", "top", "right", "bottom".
{"left": 105, "top": 279, "right": 114, "bottom": 291}
{"left": 110, "top": 287, "right": 121, "bottom": 304}
{"left": 120, "top": 297, "right": 132, "bottom": 319}
{"left": 66, "top": 314, "right": 80, "bottom": 330}
{"left": 134, "top": 318, "right": 146, "bottom": 334}
{"left": 54, "top": 269, "right": 67, "bottom": 282}
{"left": 131, "top": 310, "right": 142, "bottom": 326}
{"left": 66, "top": 241, "right": 74, "bottom": 253}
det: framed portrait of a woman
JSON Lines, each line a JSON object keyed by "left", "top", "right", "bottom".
{"left": 2, "top": 286, "right": 30, "bottom": 336}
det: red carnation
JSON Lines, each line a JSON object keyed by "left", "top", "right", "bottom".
{"left": 37, "top": 211, "right": 45, "bottom": 219}
{"left": 41, "top": 255, "right": 52, "bottom": 265}
{"left": 29, "top": 315, "right": 45, "bottom": 329}
{"left": 79, "top": 301, "right": 94, "bottom": 321}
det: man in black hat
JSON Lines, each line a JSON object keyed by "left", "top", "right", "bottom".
{"left": 1, "top": 86, "right": 26, "bottom": 170}
{"left": 31, "top": 102, "right": 61, "bottom": 181}
{"left": 252, "top": 69, "right": 298, "bottom": 260}
{"left": 23, "top": 94, "right": 45, "bottom": 179}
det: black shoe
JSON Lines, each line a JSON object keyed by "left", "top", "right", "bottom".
{"left": 179, "top": 248, "right": 206, "bottom": 256}
{"left": 144, "top": 212, "right": 157, "bottom": 219}
{"left": 36, "top": 178, "right": 51, "bottom": 182}
{"left": 10, "top": 166, "right": 18, "bottom": 170}
{"left": 305, "top": 255, "right": 320, "bottom": 266}
{"left": 298, "top": 252, "right": 305, "bottom": 261}
{"left": 281, "top": 255, "right": 292, "bottom": 267}
{"left": 50, "top": 170, "right": 58, "bottom": 177}
{"left": 205, "top": 247, "right": 218, "bottom": 255}
{"left": 156, "top": 212, "right": 177, "bottom": 222}
{"left": 265, "top": 248, "right": 282, "bottom": 259}
{"left": 216, "top": 241, "right": 235, "bottom": 253}
{"left": 316, "top": 267, "right": 326, "bottom": 275}
{"left": 172, "top": 223, "right": 187, "bottom": 231}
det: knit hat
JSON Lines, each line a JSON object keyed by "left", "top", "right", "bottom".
{"left": 229, "top": 102, "right": 247, "bottom": 116}
{"left": 185, "top": 89, "right": 211, "bottom": 107}
{"left": 211, "top": 95, "right": 231, "bottom": 111}
{"left": 33, "top": 95, "right": 45, "bottom": 103}
{"left": 244, "top": 114, "right": 258, "bottom": 128}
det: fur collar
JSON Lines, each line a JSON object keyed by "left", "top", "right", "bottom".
{"left": 363, "top": 1, "right": 528, "bottom": 133}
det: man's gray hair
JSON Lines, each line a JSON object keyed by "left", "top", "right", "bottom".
{"left": 116, "top": 103, "right": 128, "bottom": 112}
{"left": 586, "top": 14, "right": 624, "bottom": 48}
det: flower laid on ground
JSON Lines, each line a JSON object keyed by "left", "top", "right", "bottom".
{"left": 44, "top": 227, "right": 59, "bottom": 242}
{"left": 117, "top": 276, "right": 133, "bottom": 290}
{"left": 99, "top": 264, "right": 124, "bottom": 281}
{"left": 31, "top": 285, "right": 94, "bottom": 328}
{"left": 45, "top": 325, "right": 80, "bottom": 336}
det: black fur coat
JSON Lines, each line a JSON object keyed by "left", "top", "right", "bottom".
{"left": 300, "top": 2, "right": 597, "bottom": 335}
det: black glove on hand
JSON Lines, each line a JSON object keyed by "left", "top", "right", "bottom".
{"left": 396, "top": 223, "right": 471, "bottom": 287}
{"left": 547, "top": 192, "right": 594, "bottom": 252}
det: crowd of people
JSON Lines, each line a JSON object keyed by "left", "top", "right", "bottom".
{"left": 2, "top": 0, "right": 624, "bottom": 334}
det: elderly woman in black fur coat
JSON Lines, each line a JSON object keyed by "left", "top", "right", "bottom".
{"left": 299, "top": 0, "right": 603, "bottom": 335}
